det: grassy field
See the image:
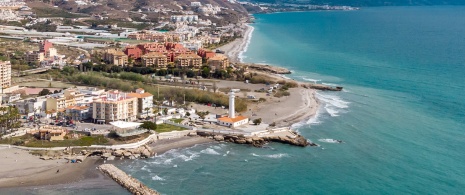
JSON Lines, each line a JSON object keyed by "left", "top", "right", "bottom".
{"left": 0, "top": 134, "right": 109, "bottom": 147}
{"left": 155, "top": 123, "right": 187, "bottom": 133}
{"left": 170, "top": 118, "right": 185, "bottom": 123}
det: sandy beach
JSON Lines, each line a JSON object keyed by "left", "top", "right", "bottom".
{"left": 0, "top": 148, "right": 103, "bottom": 188}
{"left": 217, "top": 24, "right": 254, "bottom": 63}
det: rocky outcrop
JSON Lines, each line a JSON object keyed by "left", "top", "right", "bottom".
{"left": 246, "top": 64, "right": 292, "bottom": 74}
{"left": 304, "top": 83, "right": 343, "bottom": 91}
{"left": 197, "top": 131, "right": 316, "bottom": 147}
{"left": 99, "top": 164, "right": 160, "bottom": 195}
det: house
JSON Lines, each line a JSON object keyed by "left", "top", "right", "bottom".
{"left": 37, "top": 126, "right": 67, "bottom": 141}
{"left": 217, "top": 115, "right": 249, "bottom": 128}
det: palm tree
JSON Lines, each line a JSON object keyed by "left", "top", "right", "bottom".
{"left": 144, "top": 107, "right": 150, "bottom": 119}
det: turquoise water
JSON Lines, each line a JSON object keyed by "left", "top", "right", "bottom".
{"left": 49, "top": 7, "right": 465, "bottom": 194}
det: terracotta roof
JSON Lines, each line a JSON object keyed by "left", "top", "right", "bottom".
{"left": 218, "top": 115, "right": 248, "bottom": 123}
{"left": 127, "top": 92, "right": 153, "bottom": 98}
{"left": 209, "top": 54, "right": 228, "bottom": 61}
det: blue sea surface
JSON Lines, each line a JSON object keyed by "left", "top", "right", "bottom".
{"left": 83, "top": 6, "right": 465, "bottom": 194}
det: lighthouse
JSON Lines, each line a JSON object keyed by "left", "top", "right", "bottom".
{"left": 229, "top": 91, "right": 235, "bottom": 118}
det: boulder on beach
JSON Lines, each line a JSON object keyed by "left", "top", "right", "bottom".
{"left": 214, "top": 135, "right": 224, "bottom": 141}
{"left": 141, "top": 149, "right": 151, "bottom": 158}
{"left": 113, "top": 150, "right": 124, "bottom": 157}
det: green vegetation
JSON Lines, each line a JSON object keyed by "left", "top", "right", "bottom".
{"left": 60, "top": 72, "right": 248, "bottom": 112}
{"left": 140, "top": 121, "right": 157, "bottom": 130}
{"left": 170, "top": 118, "right": 184, "bottom": 123}
{"left": 0, "top": 134, "right": 109, "bottom": 147}
{"left": 155, "top": 124, "right": 187, "bottom": 133}
{"left": 0, "top": 106, "right": 21, "bottom": 136}
{"left": 86, "top": 19, "right": 152, "bottom": 30}
{"left": 253, "top": 118, "right": 262, "bottom": 125}
{"left": 274, "top": 90, "right": 291, "bottom": 98}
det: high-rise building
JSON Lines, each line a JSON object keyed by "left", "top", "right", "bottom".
{"left": 0, "top": 61, "right": 11, "bottom": 91}
{"left": 92, "top": 90, "right": 138, "bottom": 123}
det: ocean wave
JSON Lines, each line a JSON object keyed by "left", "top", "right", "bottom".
{"left": 317, "top": 93, "right": 350, "bottom": 109}
{"left": 200, "top": 148, "right": 221, "bottom": 155}
{"left": 303, "top": 78, "right": 322, "bottom": 83}
{"left": 238, "top": 24, "right": 255, "bottom": 62}
{"left": 251, "top": 153, "right": 289, "bottom": 159}
{"left": 152, "top": 175, "right": 165, "bottom": 181}
{"left": 318, "top": 139, "right": 343, "bottom": 143}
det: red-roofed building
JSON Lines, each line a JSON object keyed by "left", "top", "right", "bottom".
{"left": 197, "top": 49, "right": 215, "bottom": 59}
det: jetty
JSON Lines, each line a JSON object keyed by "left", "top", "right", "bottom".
{"left": 196, "top": 128, "right": 317, "bottom": 147}
{"left": 98, "top": 164, "right": 160, "bottom": 195}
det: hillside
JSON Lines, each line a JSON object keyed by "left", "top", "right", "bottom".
{"left": 244, "top": 0, "right": 465, "bottom": 6}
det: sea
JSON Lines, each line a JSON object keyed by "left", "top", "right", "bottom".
{"left": 7, "top": 6, "right": 465, "bottom": 194}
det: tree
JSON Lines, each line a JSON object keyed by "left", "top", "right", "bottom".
{"left": 140, "top": 121, "right": 157, "bottom": 130}
{"left": 253, "top": 118, "right": 262, "bottom": 125}
{"left": 144, "top": 107, "right": 150, "bottom": 118}
{"left": 39, "top": 89, "right": 51, "bottom": 96}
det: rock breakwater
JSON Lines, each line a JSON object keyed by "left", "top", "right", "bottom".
{"left": 98, "top": 164, "right": 160, "bottom": 195}
{"left": 197, "top": 131, "right": 317, "bottom": 147}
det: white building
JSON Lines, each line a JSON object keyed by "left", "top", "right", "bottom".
{"left": 15, "top": 96, "right": 47, "bottom": 116}
{"left": 0, "top": 61, "right": 12, "bottom": 92}
{"left": 191, "top": 2, "right": 202, "bottom": 7}
{"left": 217, "top": 91, "right": 249, "bottom": 128}
{"left": 127, "top": 88, "right": 154, "bottom": 118}
{"left": 171, "top": 15, "right": 198, "bottom": 23}
{"left": 79, "top": 87, "right": 105, "bottom": 96}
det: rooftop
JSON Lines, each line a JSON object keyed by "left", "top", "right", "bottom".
{"left": 218, "top": 115, "right": 248, "bottom": 123}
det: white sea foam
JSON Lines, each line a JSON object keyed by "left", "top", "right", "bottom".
{"left": 152, "top": 175, "right": 165, "bottom": 181}
{"left": 200, "top": 148, "right": 221, "bottom": 155}
{"left": 173, "top": 164, "right": 178, "bottom": 168}
{"left": 223, "top": 150, "right": 230, "bottom": 156}
{"left": 303, "top": 78, "right": 322, "bottom": 83}
{"left": 316, "top": 92, "right": 350, "bottom": 117}
{"left": 322, "top": 82, "right": 337, "bottom": 86}
{"left": 238, "top": 24, "right": 255, "bottom": 62}
{"left": 318, "top": 139, "right": 342, "bottom": 143}
{"left": 251, "top": 153, "right": 289, "bottom": 159}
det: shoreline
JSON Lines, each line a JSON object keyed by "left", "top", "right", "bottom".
{"left": 217, "top": 23, "right": 254, "bottom": 63}
{"left": 0, "top": 136, "right": 214, "bottom": 189}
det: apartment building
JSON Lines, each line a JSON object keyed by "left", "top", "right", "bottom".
{"left": 92, "top": 90, "right": 138, "bottom": 123}
{"left": 208, "top": 54, "right": 229, "bottom": 71}
{"left": 103, "top": 48, "right": 128, "bottom": 66}
{"left": 25, "top": 51, "right": 44, "bottom": 64}
{"left": 0, "top": 61, "right": 11, "bottom": 90}
{"left": 127, "top": 88, "right": 153, "bottom": 119}
{"left": 141, "top": 52, "right": 168, "bottom": 68}
{"left": 174, "top": 53, "right": 202, "bottom": 68}
{"left": 46, "top": 89, "right": 85, "bottom": 113}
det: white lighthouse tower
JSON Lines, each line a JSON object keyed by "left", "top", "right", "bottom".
{"left": 229, "top": 91, "right": 235, "bottom": 118}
